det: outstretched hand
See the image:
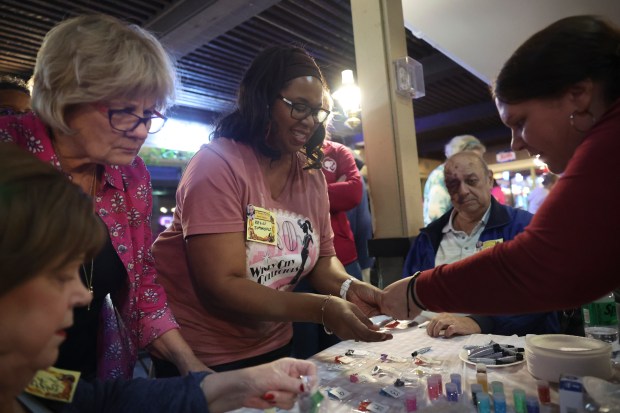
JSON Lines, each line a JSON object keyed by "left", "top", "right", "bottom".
{"left": 346, "top": 279, "right": 384, "bottom": 318}
{"left": 323, "top": 295, "right": 392, "bottom": 342}
{"left": 201, "top": 357, "right": 317, "bottom": 412}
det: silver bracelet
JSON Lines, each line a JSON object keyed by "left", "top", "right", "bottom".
{"left": 339, "top": 277, "right": 354, "bottom": 300}
{"left": 321, "top": 295, "right": 333, "bottom": 335}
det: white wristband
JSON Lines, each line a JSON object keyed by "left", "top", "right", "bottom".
{"left": 339, "top": 278, "right": 354, "bottom": 300}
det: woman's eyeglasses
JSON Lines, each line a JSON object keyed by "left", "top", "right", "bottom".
{"left": 106, "top": 108, "right": 167, "bottom": 134}
{"left": 277, "top": 95, "right": 330, "bottom": 124}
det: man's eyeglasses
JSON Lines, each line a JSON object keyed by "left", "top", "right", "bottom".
{"left": 106, "top": 108, "right": 167, "bottom": 134}
{"left": 277, "top": 95, "right": 330, "bottom": 124}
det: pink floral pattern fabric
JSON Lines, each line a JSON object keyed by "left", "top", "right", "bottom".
{"left": 0, "top": 113, "right": 178, "bottom": 379}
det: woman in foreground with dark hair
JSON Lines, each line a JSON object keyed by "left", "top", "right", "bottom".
{"left": 0, "top": 143, "right": 316, "bottom": 413}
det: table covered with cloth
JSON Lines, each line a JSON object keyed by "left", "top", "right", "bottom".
{"left": 234, "top": 320, "right": 557, "bottom": 413}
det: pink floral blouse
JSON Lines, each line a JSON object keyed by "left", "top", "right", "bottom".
{"left": 0, "top": 113, "right": 178, "bottom": 379}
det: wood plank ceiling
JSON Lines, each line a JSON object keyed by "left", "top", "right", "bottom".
{"left": 0, "top": 0, "right": 511, "bottom": 159}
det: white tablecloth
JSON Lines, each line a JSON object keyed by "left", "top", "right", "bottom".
{"left": 233, "top": 323, "right": 554, "bottom": 413}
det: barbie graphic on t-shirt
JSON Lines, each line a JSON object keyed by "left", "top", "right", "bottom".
{"left": 246, "top": 208, "right": 318, "bottom": 291}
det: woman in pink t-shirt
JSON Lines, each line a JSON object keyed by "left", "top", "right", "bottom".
{"left": 152, "top": 46, "right": 391, "bottom": 373}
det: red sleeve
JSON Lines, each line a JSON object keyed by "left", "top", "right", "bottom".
{"left": 416, "top": 106, "right": 620, "bottom": 314}
{"left": 326, "top": 144, "right": 362, "bottom": 213}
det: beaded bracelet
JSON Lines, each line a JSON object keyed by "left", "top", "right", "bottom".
{"left": 321, "top": 295, "right": 334, "bottom": 335}
{"left": 406, "top": 271, "right": 427, "bottom": 317}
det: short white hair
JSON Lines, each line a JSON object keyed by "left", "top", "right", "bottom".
{"left": 32, "top": 14, "right": 177, "bottom": 134}
{"left": 444, "top": 135, "right": 486, "bottom": 158}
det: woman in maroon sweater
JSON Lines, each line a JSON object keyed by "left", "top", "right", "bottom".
{"left": 382, "top": 15, "right": 620, "bottom": 319}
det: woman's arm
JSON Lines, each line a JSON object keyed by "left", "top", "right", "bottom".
{"left": 186, "top": 232, "right": 389, "bottom": 342}
{"left": 201, "top": 358, "right": 316, "bottom": 412}
{"left": 147, "top": 329, "right": 210, "bottom": 375}
{"left": 306, "top": 255, "right": 384, "bottom": 318}
{"left": 70, "top": 358, "right": 316, "bottom": 413}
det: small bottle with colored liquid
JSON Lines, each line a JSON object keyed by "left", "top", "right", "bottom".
{"left": 445, "top": 382, "right": 458, "bottom": 402}
{"left": 513, "top": 388, "right": 527, "bottom": 413}
{"left": 404, "top": 386, "right": 419, "bottom": 412}
{"left": 491, "top": 380, "right": 504, "bottom": 395}
{"left": 476, "top": 363, "right": 488, "bottom": 393}
{"left": 450, "top": 373, "right": 462, "bottom": 394}
{"left": 493, "top": 393, "right": 507, "bottom": 413}
{"left": 471, "top": 383, "right": 483, "bottom": 406}
{"left": 526, "top": 395, "right": 540, "bottom": 413}
{"left": 476, "top": 392, "right": 491, "bottom": 413}
{"left": 426, "top": 375, "right": 441, "bottom": 401}
{"left": 537, "top": 379, "right": 550, "bottom": 404}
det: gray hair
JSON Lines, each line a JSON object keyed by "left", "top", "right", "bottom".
{"left": 444, "top": 134, "right": 486, "bottom": 158}
{"left": 32, "top": 14, "right": 177, "bottom": 134}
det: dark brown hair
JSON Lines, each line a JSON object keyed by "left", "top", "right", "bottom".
{"left": 212, "top": 45, "right": 326, "bottom": 169}
{"left": 494, "top": 15, "right": 620, "bottom": 104}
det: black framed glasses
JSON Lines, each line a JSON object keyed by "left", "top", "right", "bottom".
{"left": 107, "top": 108, "right": 167, "bottom": 134}
{"left": 277, "top": 95, "right": 330, "bottom": 123}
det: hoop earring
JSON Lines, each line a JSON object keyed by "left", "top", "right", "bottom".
{"left": 569, "top": 110, "right": 596, "bottom": 133}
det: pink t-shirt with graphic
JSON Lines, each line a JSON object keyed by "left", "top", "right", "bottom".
{"left": 153, "top": 138, "right": 335, "bottom": 366}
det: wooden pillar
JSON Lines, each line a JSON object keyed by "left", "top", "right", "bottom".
{"left": 351, "top": 0, "right": 423, "bottom": 286}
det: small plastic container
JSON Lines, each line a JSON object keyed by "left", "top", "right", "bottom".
{"left": 536, "top": 379, "right": 550, "bottom": 404}
{"left": 476, "top": 392, "right": 491, "bottom": 413}
{"left": 513, "top": 388, "right": 527, "bottom": 413}
{"left": 445, "top": 382, "right": 458, "bottom": 402}
{"left": 493, "top": 393, "right": 507, "bottom": 413}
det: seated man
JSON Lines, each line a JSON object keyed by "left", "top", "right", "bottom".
{"left": 403, "top": 151, "right": 560, "bottom": 337}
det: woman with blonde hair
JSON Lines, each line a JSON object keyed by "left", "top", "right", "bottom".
{"left": 0, "top": 14, "right": 205, "bottom": 380}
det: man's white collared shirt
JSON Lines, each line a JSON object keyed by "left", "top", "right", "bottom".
{"left": 434, "top": 206, "right": 491, "bottom": 267}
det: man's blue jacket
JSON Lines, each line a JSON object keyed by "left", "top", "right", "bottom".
{"left": 403, "top": 197, "right": 560, "bottom": 336}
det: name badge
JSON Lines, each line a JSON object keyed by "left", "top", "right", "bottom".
{"left": 25, "top": 367, "right": 81, "bottom": 403}
{"left": 477, "top": 238, "right": 503, "bottom": 252}
{"left": 246, "top": 204, "right": 277, "bottom": 245}
{"left": 482, "top": 238, "right": 503, "bottom": 250}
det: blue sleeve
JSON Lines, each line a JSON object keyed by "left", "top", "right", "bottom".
{"left": 65, "top": 372, "right": 210, "bottom": 413}
{"left": 467, "top": 315, "right": 495, "bottom": 333}
{"left": 470, "top": 313, "right": 560, "bottom": 336}
{"left": 402, "top": 235, "right": 432, "bottom": 277}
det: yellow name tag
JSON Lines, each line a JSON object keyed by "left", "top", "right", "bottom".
{"left": 25, "top": 366, "right": 81, "bottom": 403}
{"left": 481, "top": 238, "right": 503, "bottom": 250}
{"left": 246, "top": 204, "right": 277, "bottom": 245}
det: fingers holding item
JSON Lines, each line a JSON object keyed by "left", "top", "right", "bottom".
{"left": 326, "top": 298, "right": 392, "bottom": 342}
{"left": 284, "top": 358, "right": 317, "bottom": 381}
{"left": 263, "top": 391, "right": 297, "bottom": 409}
